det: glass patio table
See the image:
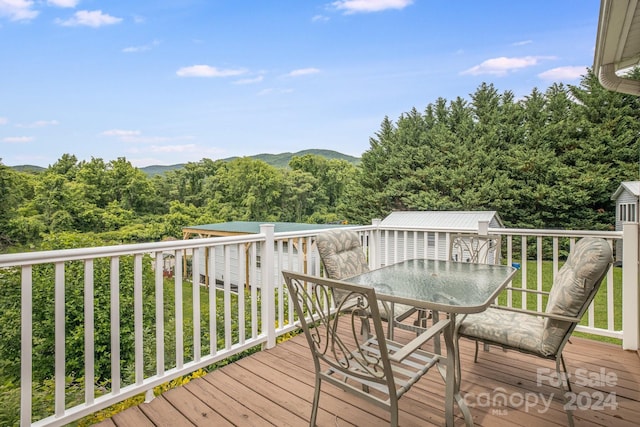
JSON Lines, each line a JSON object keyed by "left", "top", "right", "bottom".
{"left": 346, "top": 258, "right": 517, "bottom": 426}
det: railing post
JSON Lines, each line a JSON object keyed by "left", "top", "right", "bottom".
{"left": 371, "top": 219, "right": 381, "bottom": 269}
{"left": 260, "top": 224, "right": 277, "bottom": 349}
{"left": 478, "top": 220, "right": 489, "bottom": 236}
{"left": 622, "top": 222, "right": 639, "bottom": 350}
{"left": 20, "top": 266, "right": 32, "bottom": 427}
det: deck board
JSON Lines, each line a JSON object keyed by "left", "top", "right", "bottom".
{"left": 136, "top": 395, "right": 196, "bottom": 427}
{"left": 97, "top": 324, "right": 640, "bottom": 427}
{"left": 184, "top": 376, "right": 274, "bottom": 426}
{"left": 108, "top": 406, "right": 156, "bottom": 427}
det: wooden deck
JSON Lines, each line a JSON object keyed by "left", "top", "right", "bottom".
{"left": 97, "top": 326, "right": 640, "bottom": 427}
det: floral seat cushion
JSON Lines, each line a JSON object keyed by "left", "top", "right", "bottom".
{"left": 458, "top": 309, "right": 544, "bottom": 354}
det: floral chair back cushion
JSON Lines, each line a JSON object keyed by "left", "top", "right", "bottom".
{"left": 316, "top": 230, "right": 369, "bottom": 280}
{"left": 541, "top": 237, "right": 613, "bottom": 355}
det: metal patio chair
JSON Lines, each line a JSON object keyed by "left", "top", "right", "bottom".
{"left": 283, "top": 270, "right": 448, "bottom": 427}
{"left": 449, "top": 233, "right": 501, "bottom": 264}
{"left": 316, "top": 229, "right": 414, "bottom": 338}
{"left": 456, "top": 237, "right": 613, "bottom": 426}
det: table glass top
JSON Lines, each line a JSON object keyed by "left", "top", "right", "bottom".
{"left": 346, "top": 259, "right": 517, "bottom": 313}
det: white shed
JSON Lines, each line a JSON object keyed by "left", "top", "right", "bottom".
{"left": 611, "top": 181, "right": 640, "bottom": 261}
{"left": 380, "top": 211, "right": 503, "bottom": 230}
{"left": 377, "top": 211, "right": 504, "bottom": 263}
{"left": 611, "top": 181, "right": 640, "bottom": 229}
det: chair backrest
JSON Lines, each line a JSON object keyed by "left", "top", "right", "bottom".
{"left": 282, "top": 270, "right": 395, "bottom": 390}
{"left": 541, "top": 237, "right": 613, "bottom": 356}
{"left": 316, "top": 229, "right": 369, "bottom": 279}
{"left": 449, "top": 233, "right": 501, "bottom": 264}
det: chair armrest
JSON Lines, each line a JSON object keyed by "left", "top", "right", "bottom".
{"left": 389, "top": 318, "right": 450, "bottom": 362}
{"left": 489, "top": 305, "right": 581, "bottom": 323}
{"left": 503, "top": 287, "right": 550, "bottom": 296}
{"left": 393, "top": 305, "right": 417, "bottom": 323}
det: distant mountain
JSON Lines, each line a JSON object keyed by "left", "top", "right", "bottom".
{"left": 9, "top": 149, "right": 361, "bottom": 176}
{"left": 140, "top": 164, "right": 185, "bottom": 176}
{"left": 139, "top": 149, "right": 360, "bottom": 176}
{"left": 10, "top": 165, "right": 46, "bottom": 173}
{"left": 225, "top": 149, "right": 361, "bottom": 169}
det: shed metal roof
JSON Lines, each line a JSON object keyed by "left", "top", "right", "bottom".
{"left": 380, "top": 211, "right": 503, "bottom": 230}
{"left": 611, "top": 181, "right": 640, "bottom": 199}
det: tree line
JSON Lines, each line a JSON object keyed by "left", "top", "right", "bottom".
{"left": 0, "top": 154, "right": 358, "bottom": 251}
{"left": 347, "top": 70, "right": 640, "bottom": 230}
{"left": 2, "top": 70, "right": 638, "bottom": 255}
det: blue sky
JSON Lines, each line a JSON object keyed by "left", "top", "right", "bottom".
{"left": 1, "top": 0, "right": 601, "bottom": 167}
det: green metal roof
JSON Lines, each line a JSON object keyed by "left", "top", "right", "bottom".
{"left": 184, "top": 221, "right": 354, "bottom": 234}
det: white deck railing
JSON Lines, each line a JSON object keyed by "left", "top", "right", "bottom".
{"left": 0, "top": 222, "right": 636, "bottom": 426}
{"left": 368, "top": 223, "right": 633, "bottom": 343}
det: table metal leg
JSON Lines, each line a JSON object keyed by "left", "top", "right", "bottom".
{"left": 443, "top": 321, "right": 456, "bottom": 425}
{"left": 443, "top": 313, "right": 474, "bottom": 427}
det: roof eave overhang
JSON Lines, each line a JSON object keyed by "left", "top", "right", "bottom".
{"left": 594, "top": 0, "right": 640, "bottom": 96}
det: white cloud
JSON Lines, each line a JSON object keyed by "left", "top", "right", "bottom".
{"left": 102, "top": 129, "right": 195, "bottom": 145}
{"left": 127, "top": 142, "right": 197, "bottom": 154}
{"left": 149, "top": 144, "right": 197, "bottom": 153}
{"left": 0, "top": 0, "right": 81, "bottom": 22}
{"left": 126, "top": 136, "right": 192, "bottom": 144}
{"left": 47, "top": 0, "right": 80, "bottom": 7}
{"left": 538, "top": 66, "right": 587, "bottom": 81}
{"left": 461, "top": 56, "right": 555, "bottom": 76}
{"left": 512, "top": 40, "right": 533, "bottom": 46}
{"left": 0, "top": 0, "right": 39, "bottom": 21}
{"left": 56, "top": 10, "right": 122, "bottom": 27}
{"left": 287, "top": 68, "right": 320, "bottom": 77}
{"left": 16, "top": 119, "right": 59, "bottom": 128}
{"left": 122, "top": 40, "right": 160, "bottom": 53}
{"left": 312, "top": 14, "right": 329, "bottom": 22}
{"left": 332, "top": 0, "right": 413, "bottom": 14}
{"left": 258, "top": 88, "right": 294, "bottom": 96}
{"left": 3, "top": 136, "right": 33, "bottom": 143}
{"left": 234, "top": 75, "right": 264, "bottom": 85}
{"left": 176, "top": 65, "right": 247, "bottom": 78}
{"left": 102, "top": 129, "right": 141, "bottom": 138}
{"left": 123, "top": 141, "right": 195, "bottom": 154}
{"left": 0, "top": 117, "right": 8, "bottom": 125}
{"left": 122, "top": 45, "right": 146, "bottom": 53}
